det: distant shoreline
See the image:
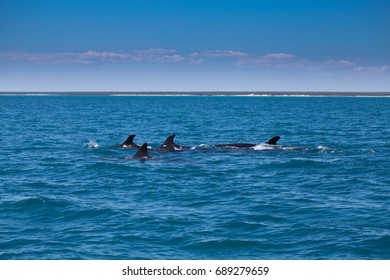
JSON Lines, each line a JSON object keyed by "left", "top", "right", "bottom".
{"left": 1, "top": 91, "right": 390, "bottom": 97}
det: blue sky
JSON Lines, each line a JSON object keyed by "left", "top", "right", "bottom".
{"left": 1, "top": 0, "right": 389, "bottom": 91}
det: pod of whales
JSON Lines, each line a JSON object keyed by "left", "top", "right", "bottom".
{"left": 114, "top": 134, "right": 291, "bottom": 160}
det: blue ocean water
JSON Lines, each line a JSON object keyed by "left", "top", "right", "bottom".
{"left": 0, "top": 95, "right": 389, "bottom": 260}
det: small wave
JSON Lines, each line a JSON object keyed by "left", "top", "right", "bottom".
{"left": 279, "top": 145, "right": 308, "bottom": 151}
{"left": 317, "top": 146, "right": 336, "bottom": 153}
{"left": 85, "top": 139, "right": 99, "bottom": 149}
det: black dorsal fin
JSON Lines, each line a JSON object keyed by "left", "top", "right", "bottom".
{"left": 266, "top": 136, "right": 281, "bottom": 145}
{"left": 160, "top": 134, "right": 176, "bottom": 147}
{"left": 133, "top": 143, "right": 152, "bottom": 159}
{"left": 121, "top": 134, "right": 136, "bottom": 146}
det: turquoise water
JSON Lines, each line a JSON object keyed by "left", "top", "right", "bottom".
{"left": 0, "top": 95, "right": 389, "bottom": 259}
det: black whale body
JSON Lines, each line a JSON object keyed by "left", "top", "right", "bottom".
{"left": 215, "top": 136, "right": 281, "bottom": 148}
{"left": 132, "top": 143, "right": 155, "bottom": 160}
{"left": 157, "top": 134, "right": 193, "bottom": 151}
{"left": 111, "top": 134, "right": 140, "bottom": 149}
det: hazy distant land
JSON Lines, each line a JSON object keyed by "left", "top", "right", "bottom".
{"left": 1, "top": 91, "right": 390, "bottom": 96}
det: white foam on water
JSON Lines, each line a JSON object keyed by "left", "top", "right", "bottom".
{"left": 86, "top": 139, "right": 99, "bottom": 149}
{"left": 252, "top": 143, "right": 275, "bottom": 150}
{"left": 316, "top": 146, "right": 336, "bottom": 153}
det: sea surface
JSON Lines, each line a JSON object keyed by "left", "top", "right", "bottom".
{"left": 0, "top": 94, "right": 389, "bottom": 259}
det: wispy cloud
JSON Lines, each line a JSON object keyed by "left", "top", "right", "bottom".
{"left": 81, "top": 51, "right": 129, "bottom": 61}
{"left": 128, "top": 48, "right": 185, "bottom": 63}
{"left": 189, "top": 50, "right": 248, "bottom": 58}
{"left": 187, "top": 50, "right": 248, "bottom": 64}
{"left": 236, "top": 53, "right": 297, "bottom": 66}
{"left": 326, "top": 59, "right": 356, "bottom": 67}
{"left": 0, "top": 49, "right": 185, "bottom": 64}
{"left": 235, "top": 54, "right": 390, "bottom": 74}
{"left": 264, "top": 53, "right": 296, "bottom": 59}
{"left": 1, "top": 49, "right": 389, "bottom": 74}
{"left": 353, "top": 65, "right": 390, "bottom": 73}
{"left": 0, "top": 51, "right": 130, "bottom": 64}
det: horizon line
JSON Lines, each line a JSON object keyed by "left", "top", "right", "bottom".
{"left": 1, "top": 90, "right": 390, "bottom": 93}
{"left": 1, "top": 91, "right": 389, "bottom": 97}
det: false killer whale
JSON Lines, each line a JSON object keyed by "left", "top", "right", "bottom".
{"left": 132, "top": 143, "right": 154, "bottom": 159}
{"left": 111, "top": 134, "right": 140, "bottom": 149}
{"left": 158, "top": 134, "right": 192, "bottom": 151}
{"left": 215, "top": 136, "right": 281, "bottom": 148}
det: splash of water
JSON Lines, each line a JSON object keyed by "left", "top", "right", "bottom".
{"left": 85, "top": 138, "right": 99, "bottom": 149}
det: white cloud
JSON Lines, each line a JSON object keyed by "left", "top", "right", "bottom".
{"left": 82, "top": 51, "right": 129, "bottom": 60}
{"left": 326, "top": 60, "right": 356, "bottom": 67}
{"left": 353, "top": 65, "right": 390, "bottom": 73}
{"left": 189, "top": 50, "right": 248, "bottom": 58}
{"left": 1, "top": 50, "right": 389, "bottom": 76}
{"left": 0, "top": 49, "right": 185, "bottom": 64}
{"left": 128, "top": 48, "right": 185, "bottom": 63}
{"left": 264, "top": 53, "right": 296, "bottom": 59}
{"left": 236, "top": 55, "right": 372, "bottom": 73}
{"left": 236, "top": 53, "right": 297, "bottom": 66}
{"left": 0, "top": 51, "right": 129, "bottom": 64}
{"left": 0, "top": 49, "right": 246, "bottom": 65}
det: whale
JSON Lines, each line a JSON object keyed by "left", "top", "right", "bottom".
{"left": 132, "top": 143, "right": 154, "bottom": 159}
{"left": 111, "top": 134, "right": 140, "bottom": 149}
{"left": 215, "top": 136, "right": 281, "bottom": 148}
{"left": 158, "top": 134, "right": 192, "bottom": 151}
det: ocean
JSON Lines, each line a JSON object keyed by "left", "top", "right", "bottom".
{"left": 0, "top": 94, "right": 389, "bottom": 259}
